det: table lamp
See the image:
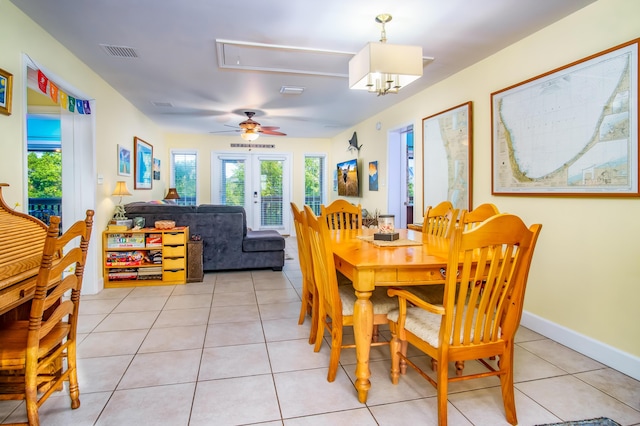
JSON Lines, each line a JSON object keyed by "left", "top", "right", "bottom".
{"left": 164, "top": 187, "right": 180, "bottom": 204}
{"left": 112, "top": 180, "right": 132, "bottom": 220}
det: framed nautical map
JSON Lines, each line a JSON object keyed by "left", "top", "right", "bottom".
{"left": 491, "top": 38, "right": 639, "bottom": 197}
{"left": 422, "top": 101, "right": 473, "bottom": 211}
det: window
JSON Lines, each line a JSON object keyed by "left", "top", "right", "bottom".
{"left": 170, "top": 150, "right": 197, "bottom": 205}
{"left": 304, "top": 155, "right": 325, "bottom": 215}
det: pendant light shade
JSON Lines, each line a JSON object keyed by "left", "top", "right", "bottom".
{"left": 348, "top": 14, "right": 424, "bottom": 96}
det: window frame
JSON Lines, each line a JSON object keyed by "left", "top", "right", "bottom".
{"left": 169, "top": 149, "right": 198, "bottom": 206}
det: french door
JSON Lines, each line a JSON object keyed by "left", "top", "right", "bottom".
{"left": 211, "top": 152, "right": 291, "bottom": 234}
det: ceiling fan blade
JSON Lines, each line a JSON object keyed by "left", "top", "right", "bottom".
{"left": 260, "top": 129, "right": 287, "bottom": 136}
{"left": 259, "top": 126, "right": 280, "bottom": 131}
{"left": 210, "top": 129, "right": 241, "bottom": 134}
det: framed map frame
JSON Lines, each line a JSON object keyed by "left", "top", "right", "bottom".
{"left": 422, "top": 101, "right": 473, "bottom": 211}
{"left": 491, "top": 38, "right": 639, "bottom": 197}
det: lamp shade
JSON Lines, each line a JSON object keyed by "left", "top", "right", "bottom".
{"left": 112, "top": 181, "right": 132, "bottom": 197}
{"left": 164, "top": 187, "right": 180, "bottom": 200}
{"left": 348, "top": 42, "right": 423, "bottom": 92}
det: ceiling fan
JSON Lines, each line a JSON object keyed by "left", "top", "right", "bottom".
{"left": 213, "top": 111, "right": 286, "bottom": 141}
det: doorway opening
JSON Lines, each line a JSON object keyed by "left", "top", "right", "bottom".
{"left": 387, "top": 125, "right": 415, "bottom": 228}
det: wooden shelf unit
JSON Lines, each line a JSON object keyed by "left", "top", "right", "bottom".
{"left": 102, "top": 227, "right": 188, "bottom": 287}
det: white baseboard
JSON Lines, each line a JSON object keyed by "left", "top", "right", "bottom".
{"left": 521, "top": 310, "right": 640, "bottom": 381}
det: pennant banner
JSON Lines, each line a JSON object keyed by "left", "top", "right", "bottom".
{"left": 60, "top": 91, "right": 68, "bottom": 111}
{"left": 37, "top": 70, "right": 48, "bottom": 94}
{"left": 35, "top": 68, "right": 91, "bottom": 114}
{"left": 49, "top": 82, "right": 59, "bottom": 104}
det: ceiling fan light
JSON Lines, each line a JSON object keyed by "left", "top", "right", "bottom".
{"left": 241, "top": 131, "right": 260, "bottom": 141}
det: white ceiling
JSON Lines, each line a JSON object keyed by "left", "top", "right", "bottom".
{"left": 12, "top": 0, "right": 597, "bottom": 138}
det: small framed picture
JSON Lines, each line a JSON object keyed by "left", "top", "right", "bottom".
{"left": 117, "top": 144, "right": 131, "bottom": 176}
{"left": 369, "top": 161, "right": 379, "bottom": 191}
{"left": 153, "top": 158, "right": 161, "bottom": 180}
{"left": 0, "top": 68, "right": 13, "bottom": 116}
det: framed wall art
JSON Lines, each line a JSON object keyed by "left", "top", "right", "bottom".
{"left": 491, "top": 38, "right": 639, "bottom": 197}
{"left": 369, "top": 161, "right": 378, "bottom": 191}
{"left": 134, "top": 137, "right": 153, "bottom": 189}
{"left": 0, "top": 68, "right": 13, "bottom": 116}
{"left": 117, "top": 144, "right": 131, "bottom": 176}
{"left": 422, "top": 101, "right": 473, "bottom": 211}
{"left": 153, "top": 158, "right": 161, "bottom": 180}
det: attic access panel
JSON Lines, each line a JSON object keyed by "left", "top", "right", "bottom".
{"left": 216, "top": 39, "right": 351, "bottom": 77}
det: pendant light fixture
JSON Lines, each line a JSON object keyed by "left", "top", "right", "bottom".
{"left": 348, "top": 14, "right": 423, "bottom": 96}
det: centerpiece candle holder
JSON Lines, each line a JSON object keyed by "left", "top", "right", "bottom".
{"left": 374, "top": 214, "right": 399, "bottom": 241}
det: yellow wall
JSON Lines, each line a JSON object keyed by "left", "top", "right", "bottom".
{"left": 330, "top": 0, "right": 640, "bottom": 360}
{"left": 1, "top": 0, "right": 638, "bottom": 370}
{"left": 0, "top": 0, "right": 166, "bottom": 291}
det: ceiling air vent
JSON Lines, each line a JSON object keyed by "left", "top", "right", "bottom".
{"left": 100, "top": 44, "right": 139, "bottom": 58}
{"left": 151, "top": 101, "right": 174, "bottom": 108}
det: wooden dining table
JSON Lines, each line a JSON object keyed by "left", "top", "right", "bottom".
{"left": 330, "top": 227, "right": 451, "bottom": 403}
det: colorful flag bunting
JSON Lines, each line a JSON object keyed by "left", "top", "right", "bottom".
{"left": 49, "top": 82, "right": 59, "bottom": 104}
{"left": 35, "top": 68, "right": 91, "bottom": 114}
{"left": 60, "top": 91, "right": 68, "bottom": 110}
{"left": 37, "top": 70, "right": 48, "bottom": 94}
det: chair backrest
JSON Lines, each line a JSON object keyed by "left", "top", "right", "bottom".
{"left": 290, "top": 202, "right": 314, "bottom": 287}
{"left": 321, "top": 199, "right": 362, "bottom": 230}
{"left": 304, "top": 205, "right": 342, "bottom": 324}
{"left": 461, "top": 203, "right": 500, "bottom": 231}
{"left": 422, "top": 201, "right": 458, "bottom": 238}
{"left": 441, "top": 213, "right": 542, "bottom": 348}
{"left": 27, "top": 211, "right": 94, "bottom": 363}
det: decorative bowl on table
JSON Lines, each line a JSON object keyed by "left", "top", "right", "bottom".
{"left": 154, "top": 220, "right": 175, "bottom": 230}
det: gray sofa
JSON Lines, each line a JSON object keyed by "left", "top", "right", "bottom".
{"left": 124, "top": 202, "right": 285, "bottom": 272}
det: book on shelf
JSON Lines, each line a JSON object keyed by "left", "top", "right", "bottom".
{"left": 105, "top": 250, "right": 147, "bottom": 266}
{"left": 145, "top": 234, "right": 162, "bottom": 247}
{"left": 107, "top": 233, "right": 146, "bottom": 248}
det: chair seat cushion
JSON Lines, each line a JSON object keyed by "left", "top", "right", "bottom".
{"left": 388, "top": 306, "right": 499, "bottom": 348}
{"left": 387, "top": 307, "right": 442, "bottom": 347}
{"left": 339, "top": 286, "right": 398, "bottom": 316}
{"left": 243, "top": 230, "right": 286, "bottom": 252}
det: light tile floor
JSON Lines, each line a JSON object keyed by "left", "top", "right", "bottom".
{"left": 2, "top": 237, "right": 640, "bottom": 425}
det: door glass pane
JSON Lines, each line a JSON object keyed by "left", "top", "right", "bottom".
{"left": 304, "top": 156, "right": 324, "bottom": 215}
{"left": 221, "top": 159, "right": 245, "bottom": 206}
{"left": 260, "top": 159, "right": 283, "bottom": 227}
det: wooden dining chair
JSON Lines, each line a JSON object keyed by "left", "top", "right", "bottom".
{"left": 421, "top": 201, "right": 458, "bottom": 238}
{"left": 0, "top": 210, "right": 94, "bottom": 426}
{"left": 462, "top": 203, "right": 500, "bottom": 230}
{"left": 321, "top": 199, "right": 362, "bottom": 230}
{"left": 290, "top": 202, "right": 318, "bottom": 344}
{"left": 304, "top": 205, "right": 397, "bottom": 382}
{"left": 411, "top": 201, "right": 461, "bottom": 306}
{"left": 387, "top": 214, "right": 542, "bottom": 426}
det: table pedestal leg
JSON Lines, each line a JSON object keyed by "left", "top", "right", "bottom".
{"left": 353, "top": 289, "right": 373, "bottom": 403}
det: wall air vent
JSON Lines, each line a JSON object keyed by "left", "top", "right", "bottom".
{"left": 100, "top": 44, "right": 139, "bottom": 58}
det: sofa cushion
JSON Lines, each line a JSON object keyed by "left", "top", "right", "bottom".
{"left": 243, "top": 230, "right": 285, "bottom": 252}
{"left": 197, "top": 205, "right": 247, "bottom": 237}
